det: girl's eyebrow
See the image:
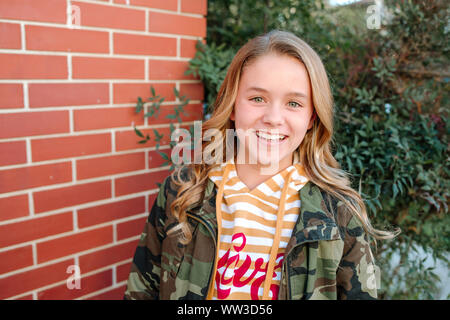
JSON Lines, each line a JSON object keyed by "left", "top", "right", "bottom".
{"left": 247, "top": 86, "right": 308, "bottom": 99}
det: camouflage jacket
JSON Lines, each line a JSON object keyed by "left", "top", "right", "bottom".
{"left": 124, "top": 174, "right": 379, "bottom": 300}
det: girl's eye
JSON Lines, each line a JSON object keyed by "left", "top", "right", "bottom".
{"left": 250, "top": 97, "right": 264, "bottom": 103}
{"left": 288, "top": 101, "right": 301, "bottom": 108}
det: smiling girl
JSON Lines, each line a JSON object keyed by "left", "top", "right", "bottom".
{"left": 124, "top": 30, "right": 398, "bottom": 300}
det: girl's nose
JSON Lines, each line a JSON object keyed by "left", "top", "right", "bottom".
{"left": 262, "top": 103, "right": 284, "bottom": 127}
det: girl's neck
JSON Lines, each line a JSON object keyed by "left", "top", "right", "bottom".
{"left": 234, "top": 155, "right": 293, "bottom": 190}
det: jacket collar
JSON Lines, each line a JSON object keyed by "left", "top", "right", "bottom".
{"left": 290, "top": 181, "right": 342, "bottom": 245}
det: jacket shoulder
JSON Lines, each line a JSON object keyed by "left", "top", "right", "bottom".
{"left": 310, "top": 183, "right": 366, "bottom": 240}
{"left": 299, "top": 182, "right": 348, "bottom": 233}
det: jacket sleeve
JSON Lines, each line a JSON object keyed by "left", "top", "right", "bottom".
{"left": 123, "top": 177, "right": 170, "bottom": 300}
{"left": 336, "top": 214, "right": 379, "bottom": 300}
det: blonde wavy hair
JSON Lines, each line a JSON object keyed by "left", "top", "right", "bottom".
{"left": 168, "top": 30, "right": 400, "bottom": 244}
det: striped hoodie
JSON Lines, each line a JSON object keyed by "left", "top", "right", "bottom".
{"left": 207, "top": 159, "right": 309, "bottom": 300}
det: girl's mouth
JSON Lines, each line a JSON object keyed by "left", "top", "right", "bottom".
{"left": 255, "top": 130, "right": 287, "bottom": 142}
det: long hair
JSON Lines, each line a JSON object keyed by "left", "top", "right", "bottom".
{"left": 168, "top": 30, "right": 400, "bottom": 244}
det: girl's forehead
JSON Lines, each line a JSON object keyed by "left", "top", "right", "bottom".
{"left": 242, "top": 53, "right": 307, "bottom": 76}
{"left": 239, "top": 53, "right": 311, "bottom": 93}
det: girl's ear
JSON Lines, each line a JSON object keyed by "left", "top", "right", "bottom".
{"left": 230, "top": 109, "right": 235, "bottom": 121}
{"left": 307, "top": 111, "right": 316, "bottom": 130}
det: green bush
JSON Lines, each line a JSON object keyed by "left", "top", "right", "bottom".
{"left": 187, "top": 0, "right": 449, "bottom": 299}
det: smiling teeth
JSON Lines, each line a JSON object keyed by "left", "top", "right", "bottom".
{"left": 256, "top": 131, "right": 286, "bottom": 141}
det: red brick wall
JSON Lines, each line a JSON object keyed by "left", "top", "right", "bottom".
{"left": 0, "top": 0, "right": 206, "bottom": 300}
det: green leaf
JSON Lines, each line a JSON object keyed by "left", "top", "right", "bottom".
{"left": 135, "top": 97, "right": 144, "bottom": 114}
{"left": 153, "top": 129, "right": 163, "bottom": 141}
{"left": 375, "top": 161, "right": 385, "bottom": 175}
{"left": 134, "top": 126, "right": 144, "bottom": 138}
{"left": 158, "top": 151, "right": 170, "bottom": 161}
{"left": 393, "top": 183, "right": 399, "bottom": 199}
{"left": 366, "top": 200, "right": 376, "bottom": 215}
{"left": 144, "top": 110, "right": 155, "bottom": 118}
{"left": 356, "top": 158, "right": 363, "bottom": 171}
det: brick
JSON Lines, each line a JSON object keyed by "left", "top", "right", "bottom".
{"left": 0, "top": 194, "right": 29, "bottom": 222}
{"left": 148, "top": 12, "right": 206, "bottom": 37}
{"left": 73, "top": 107, "right": 143, "bottom": 131}
{"left": 76, "top": 152, "right": 146, "bottom": 180}
{"left": 0, "top": 212, "right": 73, "bottom": 248}
{"left": 115, "top": 126, "right": 172, "bottom": 151}
{"left": 116, "top": 261, "right": 133, "bottom": 283}
{"left": 31, "top": 133, "right": 111, "bottom": 162}
{"left": 117, "top": 215, "right": 147, "bottom": 241}
{"left": 113, "top": 82, "right": 176, "bottom": 104}
{"left": 148, "top": 190, "right": 157, "bottom": 208}
{"left": 26, "top": 25, "right": 109, "bottom": 53}
{"left": 29, "top": 83, "right": 109, "bottom": 108}
{"left": 180, "top": 83, "right": 204, "bottom": 101}
{"left": 0, "top": 83, "right": 23, "bottom": 109}
{"left": 0, "top": 111, "right": 69, "bottom": 139}
{"left": 79, "top": 239, "right": 139, "bottom": 273}
{"left": 0, "top": 22, "right": 21, "bottom": 49}
{"left": 77, "top": 196, "right": 145, "bottom": 228}
{"left": 0, "top": 54, "right": 67, "bottom": 79}
{"left": 115, "top": 169, "right": 169, "bottom": 196}
{"left": 72, "top": 56, "right": 144, "bottom": 79}
{"left": 149, "top": 60, "right": 195, "bottom": 80}
{"left": 33, "top": 180, "right": 112, "bottom": 214}
{"left": 0, "top": 162, "right": 72, "bottom": 194}
{"left": 180, "top": 38, "right": 200, "bottom": 58}
{"left": 114, "top": 0, "right": 177, "bottom": 11}
{"left": 0, "top": 245, "right": 33, "bottom": 275}
{"left": 0, "top": 0, "right": 66, "bottom": 24}
{"left": 72, "top": 1, "right": 145, "bottom": 31}
{"left": 38, "top": 269, "right": 113, "bottom": 300}
{"left": 0, "top": 259, "right": 74, "bottom": 299}
{"left": 114, "top": 33, "right": 176, "bottom": 56}
{"left": 87, "top": 284, "right": 127, "bottom": 300}
{"left": 0, "top": 140, "right": 27, "bottom": 167}
{"left": 181, "top": 0, "right": 207, "bottom": 15}
{"left": 36, "top": 226, "right": 113, "bottom": 263}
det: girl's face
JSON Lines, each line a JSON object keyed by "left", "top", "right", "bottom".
{"left": 231, "top": 53, "right": 315, "bottom": 171}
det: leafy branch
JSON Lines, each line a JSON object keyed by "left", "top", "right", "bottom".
{"left": 133, "top": 85, "right": 192, "bottom": 169}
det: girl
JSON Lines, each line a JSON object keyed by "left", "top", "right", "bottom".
{"left": 124, "top": 30, "right": 398, "bottom": 300}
